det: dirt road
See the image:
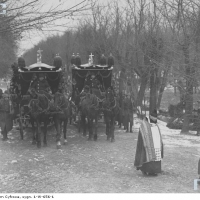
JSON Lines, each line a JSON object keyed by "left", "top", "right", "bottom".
{"left": 0, "top": 119, "right": 199, "bottom": 193}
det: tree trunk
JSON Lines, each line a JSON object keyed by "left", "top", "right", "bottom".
{"left": 119, "top": 67, "right": 126, "bottom": 95}
{"left": 149, "top": 65, "right": 157, "bottom": 113}
{"left": 177, "top": 79, "right": 185, "bottom": 103}
{"left": 157, "top": 65, "right": 170, "bottom": 110}
{"left": 181, "top": 42, "right": 193, "bottom": 134}
{"left": 136, "top": 73, "right": 148, "bottom": 107}
{"left": 157, "top": 79, "right": 165, "bottom": 111}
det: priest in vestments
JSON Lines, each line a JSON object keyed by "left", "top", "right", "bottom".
{"left": 134, "top": 109, "right": 164, "bottom": 175}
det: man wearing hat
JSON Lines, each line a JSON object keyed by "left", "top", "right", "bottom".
{"left": 30, "top": 73, "right": 51, "bottom": 94}
{"left": 134, "top": 109, "right": 164, "bottom": 176}
{"left": 123, "top": 93, "right": 135, "bottom": 133}
{"left": 0, "top": 88, "right": 14, "bottom": 141}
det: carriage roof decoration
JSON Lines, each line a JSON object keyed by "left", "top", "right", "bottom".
{"left": 10, "top": 49, "right": 65, "bottom": 96}
{"left": 71, "top": 53, "right": 114, "bottom": 70}
{"left": 18, "top": 49, "right": 62, "bottom": 73}
{"left": 71, "top": 53, "right": 114, "bottom": 93}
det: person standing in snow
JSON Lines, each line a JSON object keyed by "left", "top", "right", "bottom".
{"left": 134, "top": 109, "right": 164, "bottom": 175}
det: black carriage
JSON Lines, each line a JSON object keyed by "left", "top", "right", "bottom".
{"left": 71, "top": 53, "right": 114, "bottom": 100}
{"left": 69, "top": 53, "right": 114, "bottom": 128}
{"left": 70, "top": 53, "right": 119, "bottom": 142}
{"left": 10, "top": 51, "right": 64, "bottom": 139}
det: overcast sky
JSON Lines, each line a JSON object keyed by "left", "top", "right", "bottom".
{"left": 17, "top": 0, "right": 110, "bottom": 56}
{"left": 17, "top": 0, "right": 92, "bottom": 56}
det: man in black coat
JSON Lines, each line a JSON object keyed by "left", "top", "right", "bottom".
{"left": 30, "top": 73, "right": 51, "bottom": 94}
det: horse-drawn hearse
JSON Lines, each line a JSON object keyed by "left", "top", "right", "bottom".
{"left": 71, "top": 53, "right": 114, "bottom": 97}
{"left": 70, "top": 53, "right": 119, "bottom": 142}
{"left": 6, "top": 51, "right": 119, "bottom": 149}
{"left": 9, "top": 50, "right": 69, "bottom": 149}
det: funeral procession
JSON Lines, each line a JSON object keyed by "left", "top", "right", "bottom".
{"left": 0, "top": 0, "right": 200, "bottom": 196}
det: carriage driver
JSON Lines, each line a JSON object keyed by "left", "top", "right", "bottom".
{"left": 30, "top": 73, "right": 54, "bottom": 106}
{"left": 30, "top": 73, "right": 52, "bottom": 94}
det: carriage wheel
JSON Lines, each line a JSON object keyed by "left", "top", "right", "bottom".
{"left": 18, "top": 105, "right": 24, "bottom": 140}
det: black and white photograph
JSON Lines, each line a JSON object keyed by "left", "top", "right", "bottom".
{"left": 0, "top": 0, "right": 200, "bottom": 198}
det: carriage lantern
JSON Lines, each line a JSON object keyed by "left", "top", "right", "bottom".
{"left": 75, "top": 53, "right": 81, "bottom": 66}
{"left": 18, "top": 57, "right": 26, "bottom": 69}
{"left": 53, "top": 55, "right": 62, "bottom": 70}
{"left": 99, "top": 54, "right": 107, "bottom": 65}
{"left": 70, "top": 53, "right": 76, "bottom": 65}
{"left": 107, "top": 53, "right": 114, "bottom": 67}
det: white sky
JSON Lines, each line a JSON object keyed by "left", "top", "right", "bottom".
{"left": 17, "top": 0, "right": 92, "bottom": 56}
{"left": 17, "top": 0, "right": 110, "bottom": 56}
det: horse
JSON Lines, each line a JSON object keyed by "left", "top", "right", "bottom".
{"left": 53, "top": 92, "right": 71, "bottom": 149}
{"left": 102, "top": 88, "right": 120, "bottom": 142}
{"left": 28, "top": 88, "right": 51, "bottom": 148}
{"left": 79, "top": 92, "right": 101, "bottom": 141}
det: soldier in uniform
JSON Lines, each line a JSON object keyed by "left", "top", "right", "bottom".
{"left": 123, "top": 93, "right": 135, "bottom": 132}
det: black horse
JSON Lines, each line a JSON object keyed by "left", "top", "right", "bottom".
{"left": 79, "top": 92, "right": 101, "bottom": 141}
{"left": 102, "top": 88, "right": 120, "bottom": 142}
{"left": 53, "top": 92, "right": 71, "bottom": 149}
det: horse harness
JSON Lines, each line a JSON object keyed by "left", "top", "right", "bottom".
{"left": 28, "top": 93, "right": 50, "bottom": 114}
{"left": 54, "top": 92, "right": 70, "bottom": 113}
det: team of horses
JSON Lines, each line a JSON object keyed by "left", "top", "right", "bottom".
{"left": 1, "top": 85, "right": 136, "bottom": 149}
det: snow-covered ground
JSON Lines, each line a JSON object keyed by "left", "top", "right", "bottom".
{"left": 134, "top": 117, "right": 200, "bottom": 155}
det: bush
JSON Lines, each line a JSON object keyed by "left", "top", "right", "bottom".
{"left": 168, "top": 102, "right": 185, "bottom": 117}
{"left": 167, "top": 117, "right": 183, "bottom": 129}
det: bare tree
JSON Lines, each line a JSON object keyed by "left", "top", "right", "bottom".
{"left": 158, "top": 0, "right": 200, "bottom": 134}
{"left": 0, "top": 0, "right": 91, "bottom": 77}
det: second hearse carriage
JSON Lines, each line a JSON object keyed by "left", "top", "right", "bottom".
{"left": 71, "top": 53, "right": 114, "bottom": 100}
